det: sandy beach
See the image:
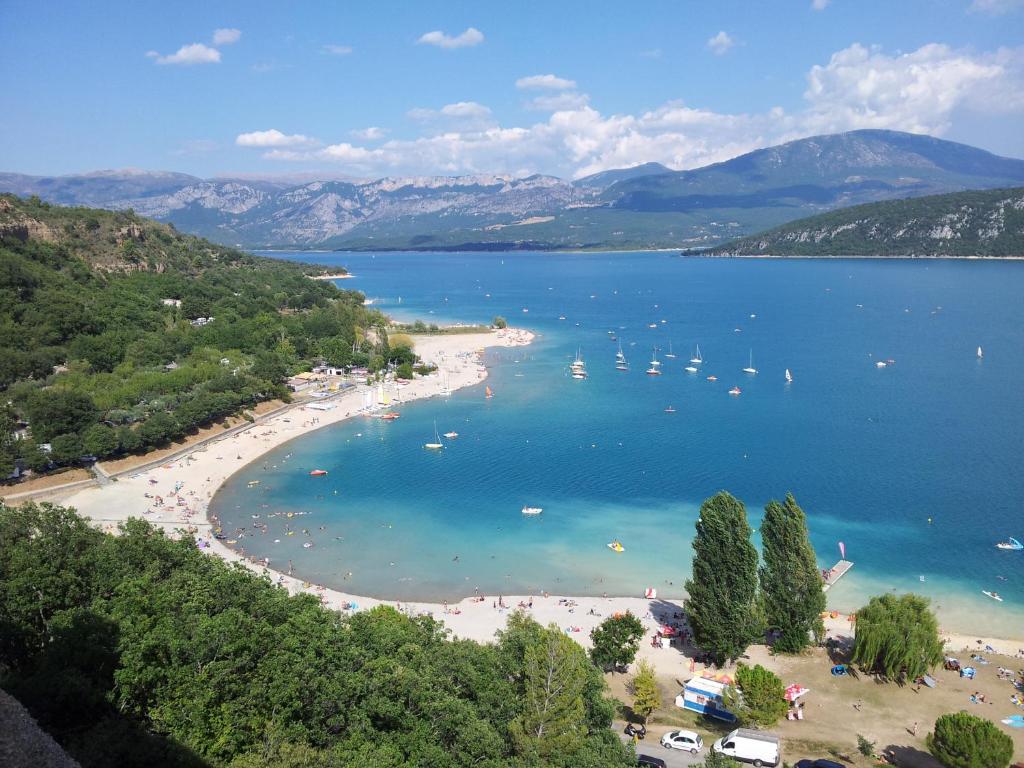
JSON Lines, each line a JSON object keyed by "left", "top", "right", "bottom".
{"left": 58, "top": 325, "right": 1024, "bottom": 679}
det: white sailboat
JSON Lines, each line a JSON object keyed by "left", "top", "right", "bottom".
{"left": 571, "top": 347, "right": 588, "bottom": 379}
{"left": 646, "top": 347, "right": 662, "bottom": 375}
{"left": 743, "top": 350, "right": 758, "bottom": 375}
{"left": 690, "top": 344, "right": 703, "bottom": 365}
{"left": 977, "top": 346, "right": 984, "bottom": 359}
{"left": 785, "top": 368, "right": 793, "bottom": 383}
{"left": 615, "top": 341, "right": 628, "bottom": 370}
{"left": 424, "top": 421, "right": 444, "bottom": 450}
{"left": 665, "top": 341, "right": 676, "bottom": 359}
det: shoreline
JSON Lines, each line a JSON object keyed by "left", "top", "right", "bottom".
{"left": 58, "top": 326, "right": 1024, "bottom": 670}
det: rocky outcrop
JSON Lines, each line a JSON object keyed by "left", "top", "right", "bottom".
{"left": 0, "top": 689, "right": 81, "bottom": 768}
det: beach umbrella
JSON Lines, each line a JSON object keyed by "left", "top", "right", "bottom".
{"left": 660, "top": 625, "right": 676, "bottom": 636}
{"left": 644, "top": 587, "right": 657, "bottom": 599}
{"left": 784, "top": 684, "right": 809, "bottom": 702}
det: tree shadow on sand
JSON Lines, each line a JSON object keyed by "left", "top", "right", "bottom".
{"left": 880, "top": 743, "right": 943, "bottom": 768}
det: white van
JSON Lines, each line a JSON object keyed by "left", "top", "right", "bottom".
{"left": 712, "top": 728, "right": 780, "bottom": 767}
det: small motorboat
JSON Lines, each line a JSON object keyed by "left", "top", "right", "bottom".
{"left": 309, "top": 469, "right": 328, "bottom": 476}
{"left": 608, "top": 540, "right": 625, "bottom": 553}
{"left": 303, "top": 541, "right": 314, "bottom": 549}
{"left": 982, "top": 590, "right": 1003, "bottom": 602}
{"left": 684, "top": 365, "right": 698, "bottom": 373}
{"left": 380, "top": 411, "right": 401, "bottom": 420}
{"left": 876, "top": 361, "right": 887, "bottom": 368}
{"left": 521, "top": 506, "right": 543, "bottom": 516}
{"left": 664, "top": 406, "right": 676, "bottom": 413}
{"left": 996, "top": 537, "right": 1023, "bottom": 550}
{"left": 729, "top": 386, "right": 741, "bottom": 396}
{"left": 443, "top": 431, "right": 459, "bottom": 439}
{"left": 706, "top": 375, "right": 717, "bottom": 382}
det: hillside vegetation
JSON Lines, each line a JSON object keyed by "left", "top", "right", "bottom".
{"left": 0, "top": 195, "right": 388, "bottom": 476}
{"left": 700, "top": 187, "right": 1024, "bottom": 257}
{"left": 0, "top": 502, "right": 632, "bottom": 768}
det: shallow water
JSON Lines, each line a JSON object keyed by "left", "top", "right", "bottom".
{"left": 211, "top": 251, "right": 1024, "bottom": 637}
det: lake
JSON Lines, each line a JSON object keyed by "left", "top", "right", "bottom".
{"left": 210, "top": 251, "right": 1024, "bottom": 637}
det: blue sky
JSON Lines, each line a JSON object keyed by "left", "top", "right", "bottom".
{"left": 1, "top": 0, "right": 1022, "bottom": 179}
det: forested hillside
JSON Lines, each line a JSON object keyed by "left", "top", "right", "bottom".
{"left": 0, "top": 195, "right": 387, "bottom": 475}
{"left": 700, "top": 187, "right": 1024, "bottom": 257}
{"left": 0, "top": 503, "right": 631, "bottom": 768}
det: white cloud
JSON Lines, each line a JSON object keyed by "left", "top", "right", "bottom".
{"left": 151, "top": 43, "right": 221, "bottom": 66}
{"left": 440, "top": 101, "right": 492, "bottom": 118}
{"left": 351, "top": 126, "right": 387, "bottom": 140}
{"left": 802, "top": 43, "right": 1024, "bottom": 135}
{"left": 515, "top": 74, "right": 577, "bottom": 90}
{"left": 323, "top": 44, "right": 353, "bottom": 56}
{"left": 525, "top": 92, "right": 591, "bottom": 111}
{"left": 213, "top": 28, "right": 241, "bottom": 45}
{"left": 969, "top": 0, "right": 1024, "bottom": 13}
{"left": 416, "top": 27, "right": 484, "bottom": 49}
{"left": 811, "top": 0, "right": 831, "bottom": 10}
{"left": 236, "top": 129, "right": 318, "bottom": 148}
{"left": 236, "top": 43, "right": 1024, "bottom": 179}
{"left": 706, "top": 31, "right": 735, "bottom": 56}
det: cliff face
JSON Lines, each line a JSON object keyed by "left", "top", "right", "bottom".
{"left": 0, "top": 690, "right": 81, "bottom": 768}
{"left": 702, "top": 188, "right": 1024, "bottom": 258}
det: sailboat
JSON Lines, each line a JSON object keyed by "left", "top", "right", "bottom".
{"left": 785, "top": 368, "right": 793, "bottom": 383}
{"left": 571, "top": 348, "right": 588, "bottom": 379}
{"left": 977, "top": 346, "right": 984, "bottom": 359}
{"left": 665, "top": 341, "right": 676, "bottom": 359}
{"left": 743, "top": 350, "right": 758, "bottom": 375}
{"left": 424, "top": 421, "right": 444, "bottom": 450}
{"left": 646, "top": 348, "right": 662, "bottom": 375}
{"left": 690, "top": 344, "right": 703, "bottom": 365}
{"left": 485, "top": 385, "right": 494, "bottom": 398}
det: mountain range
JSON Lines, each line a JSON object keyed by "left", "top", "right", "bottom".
{"left": 3, "top": 130, "right": 1024, "bottom": 251}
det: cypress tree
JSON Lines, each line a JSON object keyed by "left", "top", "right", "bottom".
{"left": 759, "top": 493, "right": 826, "bottom": 652}
{"left": 685, "top": 491, "right": 760, "bottom": 665}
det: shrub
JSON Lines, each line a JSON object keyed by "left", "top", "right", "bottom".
{"left": 927, "top": 711, "right": 1013, "bottom": 768}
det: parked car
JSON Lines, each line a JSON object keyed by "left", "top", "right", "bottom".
{"left": 660, "top": 729, "right": 704, "bottom": 753}
{"left": 637, "top": 755, "right": 668, "bottom": 768}
{"left": 624, "top": 722, "right": 647, "bottom": 739}
{"left": 795, "top": 761, "right": 845, "bottom": 768}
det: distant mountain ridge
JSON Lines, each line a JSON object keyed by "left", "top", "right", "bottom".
{"left": 3, "top": 130, "right": 1024, "bottom": 250}
{"left": 700, "top": 187, "right": 1024, "bottom": 258}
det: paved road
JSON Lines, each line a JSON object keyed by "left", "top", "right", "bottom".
{"left": 619, "top": 733, "right": 705, "bottom": 768}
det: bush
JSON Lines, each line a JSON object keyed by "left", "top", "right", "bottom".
{"left": 857, "top": 734, "right": 876, "bottom": 757}
{"left": 396, "top": 362, "right": 414, "bottom": 380}
{"left": 493, "top": 316, "right": 508, "bottom": 329}
{"left": 50, "top": 433, "right": 86, "bottom": 465}
{"left": 927, "top": 711, "right": 1013, "bottom": 768}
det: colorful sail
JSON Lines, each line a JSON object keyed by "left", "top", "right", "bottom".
{"left": 838, "top": 541, "right": 846, "bottom": 560}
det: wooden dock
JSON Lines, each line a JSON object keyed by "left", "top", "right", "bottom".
{"left": 822, "top": 559, "right": 854, "bottom": 592}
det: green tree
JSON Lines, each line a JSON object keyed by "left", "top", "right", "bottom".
{"left": 703, "top": 750, "right": 742, "bottom": 768}
{"left": 685, "top": 491, "right": 761, "bottom": 665}
{"left": 396, "top": 362, "right": 414, "bottom": 380}
{"left": 83, "top": 423, "right": 119, "bottom": 457}
{"left": 851, "top": 593, "right": 944, "bottom": 682}
{"left": 16, "top": 438, "right": 51, "bottom": 473}
{"left": 493, "top": 315, "right": 508, "bottom": 329}
{"left": 25, "top": 389, "right": 98, "bottom": 442}
{"left": 857, "top": 734, "right": 876, "bottom": 757}
{"left": 50, "top": 432, "right": 86, "bottom": 464}
{"left": 589, "top": 612, "right": 645, "bottom": 672}
{"left": 510, "top": 624, "right": 589, "bottom": 760}
{"left": 732, "top": 663, "right": 788, "bottom": 726}
{"left": 0, "top": 405, "right": 18, "bottom": 478}
{"left": 138, "top": 412, "right": 178, "bottom": 447}
{"left": 927, "top": 711, "right": 1013, "bottom": 768}
{"left": 630, "top": 660, "right": 660, "bottom": 724}
{"left": 759, "top": 493, "right": 826, "bottom": 652}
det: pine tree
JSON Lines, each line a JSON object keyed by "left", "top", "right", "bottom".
{"left": 928, "top": 711, "right": 1013, "bottom": 768}
{"left": 759, "top": 493, "right": 826, "bottom": 652}
{"left": 685, "top": 491, "right": 761, "bottom": 665}
{"left": 630, "top": 660, "right": 661, "bottom": 724}
{"left": 510, "top": 624, "right": 589, "bottom": 759}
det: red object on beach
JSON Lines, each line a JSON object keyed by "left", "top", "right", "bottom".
{"left": 784, "top": 683, "right": 810, "bottom": 702}
{"left": 660, "top": 625, "right": 676, "bottom": 637}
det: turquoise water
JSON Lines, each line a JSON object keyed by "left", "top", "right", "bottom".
{"left": 212, "top": 252, "right": 1024, "bottom": 636}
